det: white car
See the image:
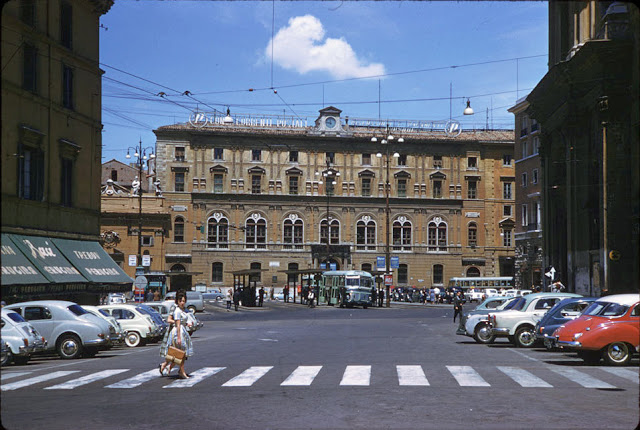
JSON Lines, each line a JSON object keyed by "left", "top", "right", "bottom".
{"left": 6, "top": 300, "right": 110, "bottom": 359}
{"left": 488, "top": 292, "right": 583, "bottom": 348}
{"left": 462, "top": 297, "right": 518, "bottom": 344}
{"left": 98, "top": 304, "right": 160, "bottom": 347}
{"left": 82, "top": 305, "right": 126, "bottom": 346}
{"left": 1, "top": 308, "right": 47, "bottom": 366}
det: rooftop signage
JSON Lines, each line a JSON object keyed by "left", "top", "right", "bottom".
{"left": 187, "top": 110, "right": 462, "bottom": 137}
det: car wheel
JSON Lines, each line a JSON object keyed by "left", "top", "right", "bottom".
{"left": 187, "top": 305, "right": 196, "bottom": 313}
{"left": 124, "top": 331, "right": 142, "bottom": 348}
{"left": 57, "top": 334, "right": 83, "bottom": 359}
{"left": 514, "top": 326, "right": 537, "bottom": 348}
{"left": 1, "top": 349, "right": 12, "bottom": 367}
{"left": 215, "top": 296, "right": 223, "bottom": 302}
{"left": 603, "top": 342, "right": 632, "bottom": 366}
{"left": 473, "top": 323, "right": 496, "bottom": 344}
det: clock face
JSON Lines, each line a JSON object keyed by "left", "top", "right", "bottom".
{"left": 325, "top": 117, "right": 337, "bottom": 128}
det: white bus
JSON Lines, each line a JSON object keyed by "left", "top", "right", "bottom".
{"left": 321, "top": 270, "right": 375, "bottom": 308}
{"left": 448, "top": 277, "right": 514, "bottom": 301}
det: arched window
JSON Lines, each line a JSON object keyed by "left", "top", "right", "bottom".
{"left": 392, "top": 217, "right": 412, "bottom": 251}
{"left": 174, "top": 216, "right": 185, "bottom": 242}
{"left": 433, "top": 264, "right": 444, "bottom": 285}
{"left": 245, "top": 215, "right": 267, "bottom": 249}
{"left": 283, "top": 215, "right": 304, "bottom": 250}
{"left": 356, "top": 217, "right": 376, "bottom": 251}
{"left": 467, "top": 267, "right": 481, "bottom": 277}
{"left": 171, "top": 264, "right": 186, "bottom": 272}
{"left": 428, "top": 217, "right": 447, "bottom": 252}
{"left": 320, "top": 218, "right": 340, "bottom": 245}
{"left": 207, "top": 214, "right": 229, "bottom": 249}
{"left": 212, "top": 262, "right": 223, "bottom": 282}
{"left": 468, "top": 222, "right": 478, "bottom": 247}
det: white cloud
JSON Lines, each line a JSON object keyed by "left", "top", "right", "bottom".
{"left": 266, "top": 15, "right": 385, "bottom": 79}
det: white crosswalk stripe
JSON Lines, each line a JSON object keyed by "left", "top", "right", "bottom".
{"left": 1, "top": 371, "right": 79, "bottom": 391}
{"left": 340, "top": 365, "right": 371, "bottom": 386}
{"left": 105, "top": 369, "right": 159, "bottom": 389}
{"left": 397, "top": 365, "right": 430, "bottom": 386}
{"left": 447, "top": 365, "right": 490, "bottom": 387}
{"left": 164, "top": 367, "right": 225, "bottom": 388}
{"left": 281, "top": 366, "right": 322, "bottom": 386}
{"left": 2, "top": 364, "right": 635, "bottom": 391}
{"left": 0, "top": 372, "right": 32, "bottom": 381}
{"left": 497, "top": 366, "right": 553, "bottom": 388}
{"left": 548, "top": 367, "right": 616, "bottom": 389}
{"left": 597, "top": 367, "right": 639, "bottom": 383}
{"left": 222, "top": 366, "right": 273, "bottom": 387}
{"left": 45, "top": 369, "right": 129, "bottom": 390}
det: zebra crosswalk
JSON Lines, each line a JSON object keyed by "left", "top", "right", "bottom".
{"left": 1, "top": 365, "right": 637, "bottom": 392}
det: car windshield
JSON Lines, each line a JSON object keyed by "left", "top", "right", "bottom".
{"left": 99, "top": 309, "right": 110, "bottom": 317}
{"left": 496, "top": 298, "right": 516, "bottom": 310}
{"left": 504, "top": 297, "right": 525, "bottom": 310}
{"left": 136, "top": 306, "right": 151, "bottom": 315}
{"left": 68, "top": 305, "right": 89, "bottom": 316}
{"left": 7, "top": 312, "right": 26, "bottom": 323}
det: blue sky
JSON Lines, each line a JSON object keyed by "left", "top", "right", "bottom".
{"left": 100, "top": 1, "right": 549, "bottom": 162}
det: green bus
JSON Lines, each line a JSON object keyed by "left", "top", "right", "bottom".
{"left": 321, "top": 270, "right": 375, "bottom": 308}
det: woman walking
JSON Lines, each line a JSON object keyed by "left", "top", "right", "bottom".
{"left": 226, "top": 288, "right": 233, "bottom": 312}
{"left": 160, "top": 290, "right": 193, "bottom": 379}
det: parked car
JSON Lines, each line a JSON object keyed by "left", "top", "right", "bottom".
{"left": 82, "top": 305, "right": 126, "bottom": 346}
{"left": 106, "top": 293, "right": 127, "bottom": 304}
{"left": 554, "top": 294, "right": 640, "bottom": 365}
{"left": 1, "top": 340, "right": 10, "bottom": 367}
{"left": 145, "top": 302, "right": 173, "bottom": 322}
{"left": 164, "top": 291, "right": 204, "bottom": 313}
{"left": 1, "top": 308, "right": 47, "bottom": 365}
{"left": 534, "top": 297, "right": 598, "bottom": 349}
{"left": 460, "top": 297, "right": 519, "bottom": 343}
{"left": 6, "top": 300, "right": 110, "bottom": 359}
{"left": 487, "top": 292, "right": 583, "bottom": 348}
{"left": 98, "top": 304, "right": 160, "bottom": 347}
{"left": 137, "top": 304, "right": 169, "bottom": 340}
{"left": 202, "top": 291, "right": 225, "bottom": 303}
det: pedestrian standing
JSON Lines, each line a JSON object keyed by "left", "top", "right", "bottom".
{"left": 378, "top": 288, "right": 384, "bottom": 307}
{"left": 308, "top": 289, "right": 315, "bottom": 308}
{"left": 233, "top": 288, "right": 241, "bottom": 311}
{"left": 283, "top": 285, "right": 289, "bottom": 303}
{"left": 160, "top": 290, "right": 193, "bottom": 379}
{"left": 153, "top": 289, "right": 161, "bottom": 301}
{"left": 453, "top": 290, "right": 464, "bottom": 323}
{"left": 258, "top": 287, "right": 264, "bottom": 307}
{"left": 371, "top": 287, "right": 377, "bottom": 307}
{"left": 146, "top": 288, "right": 154, "bottom": 302}
{"left": 225, "top": 288, "right": 233, "bottom": 311}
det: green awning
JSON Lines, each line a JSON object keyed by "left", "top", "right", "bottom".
{"left": 7, "top": 234, "right": 88, "bottom": 284}
{"left": 1, "top": 234, "right": 50, "bottom": 285}
{"left": 51, "top": 238, "right": 133, "bottom": 284}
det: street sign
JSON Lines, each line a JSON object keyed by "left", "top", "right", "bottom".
{"left": 330, "top": 263, "right": 337, "bottom": 271}
{"left": 376, "top": 256, "right": 385, "bottom": 269}
{"left": 134, "top": 275, "right": 148, "bottom": 289}
{"left": 128, "top": 255, "right": 137, "bottom": 267}
{"left": 384, "top": 274, "right": 393, "bottom": 286}
{"left": 544, "top": 266, "right": 556, "bottom": 280}
{"left": 142, "top": 255, "right": 151, "bottom": 267}
{"left": 390, "top": 256, "right": 399, "bottom": 269}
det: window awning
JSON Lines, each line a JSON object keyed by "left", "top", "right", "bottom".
{"left": 1, "top": 234, "right": 50, "bottom": 285}
{"left": 51, "top": 238, "right": 133, "bottom": 284}
{"left": 7, "top": 234, "right": 88, "bottom": 284}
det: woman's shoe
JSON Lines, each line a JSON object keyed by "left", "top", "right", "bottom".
{"left": 178, "top": 374, "right": 190, "bottom": 379}
{"left": 158, "top": 364, "right": 164, "bottom": 376}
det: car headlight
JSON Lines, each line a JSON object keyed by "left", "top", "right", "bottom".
{"left": 573, "top": 332, "right": 583, "bottom": 340}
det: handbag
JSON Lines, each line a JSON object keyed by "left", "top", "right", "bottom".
{"left": 165, "top": 345, "right": 186, "bottom": 365}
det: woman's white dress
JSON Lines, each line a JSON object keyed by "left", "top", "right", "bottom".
{"left": 159, "top": 306, "right": 194, "bottom": 358}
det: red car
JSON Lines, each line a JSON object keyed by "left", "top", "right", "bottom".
{"left": 553, "top": 293, "right": 639, "bottom": 366}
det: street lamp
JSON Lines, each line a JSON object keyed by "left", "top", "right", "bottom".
{"left": 373, "top": 129, "right": 402, "bottom": 307}
{"left": 315, "top": 160, "right": 340, "bottom": 269}
{"left": 126, "top": 139, "right": 155, "bottom": 274}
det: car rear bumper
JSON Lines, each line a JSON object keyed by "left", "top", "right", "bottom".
{"left": 557, "top": 340, "right": 582, "bottom": 349}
